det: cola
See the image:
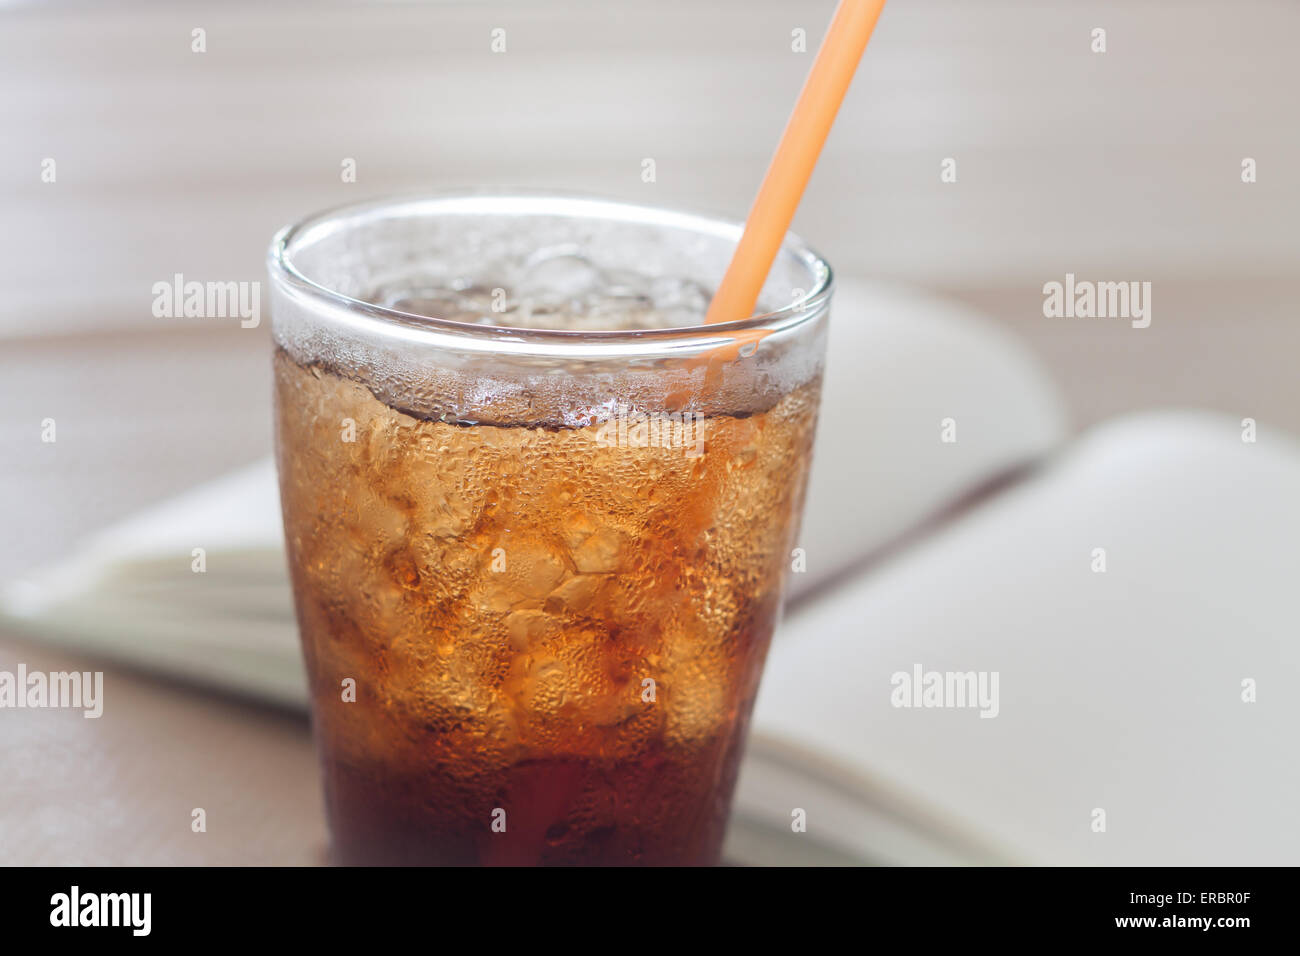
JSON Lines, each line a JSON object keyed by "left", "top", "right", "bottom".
{"left": 274, "top": 346, "right": 820, "bottom": 865}
{"left": 268, "top": 194, "right": 831, "bottom": 865}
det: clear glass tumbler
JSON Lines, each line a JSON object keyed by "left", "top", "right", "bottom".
{"left": 268, "top": 193, "right": 832, "bottom": 865}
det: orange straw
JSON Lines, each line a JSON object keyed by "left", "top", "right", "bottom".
{"left": 704, "top": 0, "right": 887, "bottom": 325}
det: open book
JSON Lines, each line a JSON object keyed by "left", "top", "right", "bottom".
{"left": 6, "top": 281, "right": 1294, "bottom": 864}
{"left": 735, "top": 411, "right": 1300, "bottom": 865}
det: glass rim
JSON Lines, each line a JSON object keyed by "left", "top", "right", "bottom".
{"left": 267, "top": 190, "right": 833, "bottom": 350}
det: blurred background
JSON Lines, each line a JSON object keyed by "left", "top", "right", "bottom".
{"left": 3, "top": 0, "right": 1297, "bottom": 578}
{"left": 2, "top": 0, "right": 1300, "bottom": 574}
{"left": 1, "top": 0, "right": 1297, "bottom": 865}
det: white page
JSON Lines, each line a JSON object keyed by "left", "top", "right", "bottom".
{"left": 792, "top": 278, "right": 1066, "bottom": 599}
{"left": 747, "top": 411, "right": 1300, "bottom": 864}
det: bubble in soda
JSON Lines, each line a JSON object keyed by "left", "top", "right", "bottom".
{"left": 368, "top": 248, "right": 713, "bottom": 332}
{"left": 273, "top": 327, "right": 821, "bottom": 864}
